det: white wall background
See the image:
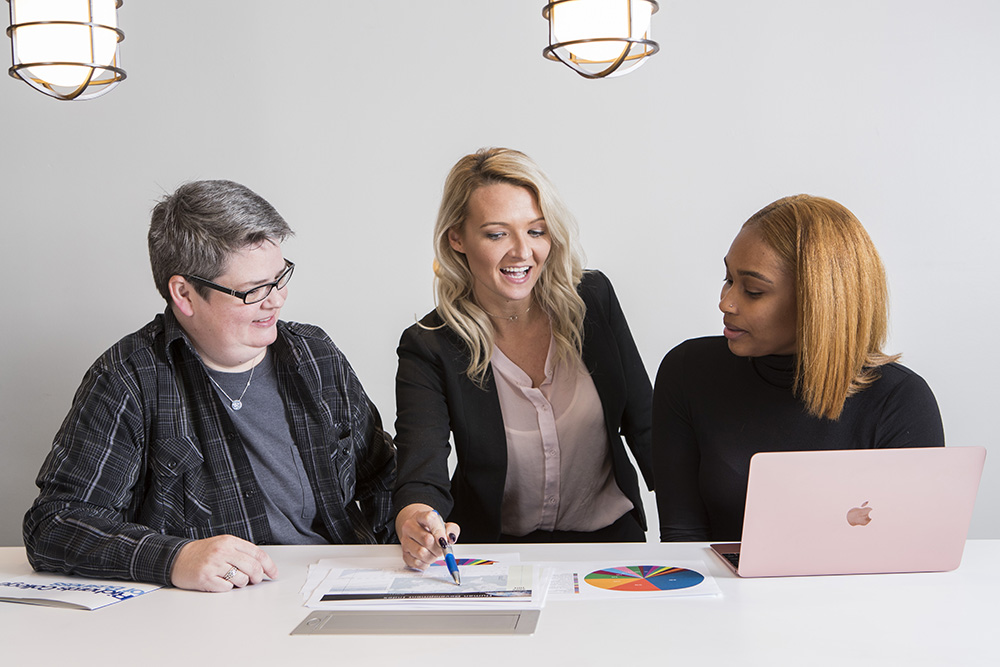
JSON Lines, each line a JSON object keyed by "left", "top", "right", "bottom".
{"left": 1, "top": 1, "right": 997, "bottom": 546}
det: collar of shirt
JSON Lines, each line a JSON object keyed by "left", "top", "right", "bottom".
{"left": 158, "top": 308, "right": 302, "bottom": 372}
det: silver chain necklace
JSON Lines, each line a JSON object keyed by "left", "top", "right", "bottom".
{"left": 207, "top": 363, "right": 255, "bottom": 411}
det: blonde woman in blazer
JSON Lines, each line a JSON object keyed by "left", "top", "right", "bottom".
{"left": 393, "top": 148, "right": 653, "bottom": 570}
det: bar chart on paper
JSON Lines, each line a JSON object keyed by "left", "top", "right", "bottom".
{"left": 583, "top": 566, "right": 704, "bottom": 592}
{"left": 433, "top": 558, "right": 497, "bottom": 567}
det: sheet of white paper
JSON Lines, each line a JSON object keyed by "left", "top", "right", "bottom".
{"left": 301, "top": 556, "right": 400, "bottom": 599}
{"left": 0, "top": 574, "right": 161, "bottom": 611}
{"left": 539, "top": 560, "right": 722, "bottom": 600}
{"left": 300, "top": 553, "right": 521, "bottom": 602}
{"left": 306, "top": 562, "right": 542, "bottom": 610}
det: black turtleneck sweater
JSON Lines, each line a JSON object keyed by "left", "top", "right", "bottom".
{"left": 651, "top": 336, "right": 945, "bottom": 542}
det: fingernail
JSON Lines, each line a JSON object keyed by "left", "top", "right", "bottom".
{"left": 438, "top": 537, "right": 448, "bottom": 549}
{"left": 449, "top": 533, "right": 458, "bottom": 544}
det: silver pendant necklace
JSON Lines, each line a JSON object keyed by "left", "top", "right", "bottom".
{"left": 207, "top": 363, "right": 255, "bottom": 411}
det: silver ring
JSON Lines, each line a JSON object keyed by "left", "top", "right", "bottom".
{"left": 222, "top": 566, "right": 240, "bottom": 581}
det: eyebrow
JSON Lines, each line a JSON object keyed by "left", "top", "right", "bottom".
{"left": 737, "top": 269, "right": 774, "bottom": 284}
{"left": 478, "top": 217, "right": 546, "bottom": 228}
{"left": 723, "top": 257, "right": 775, "bottom": 284}
{"left": 237, "top": 264, "right": 288, "bottom": 290}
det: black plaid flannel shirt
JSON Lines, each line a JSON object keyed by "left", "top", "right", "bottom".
{"left": 23, "top": 310, "right": 396, "bottom": 585}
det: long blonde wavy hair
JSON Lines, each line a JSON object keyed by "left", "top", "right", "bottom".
{"left": 431, "top": 147, "right": 587, "bottom": 385}
{"left": 745, "top": 195, "right": 899, "bottom": 420}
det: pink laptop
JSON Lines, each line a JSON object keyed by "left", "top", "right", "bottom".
{"left": 711, "top": 447, "right": 986, "bottom": 577}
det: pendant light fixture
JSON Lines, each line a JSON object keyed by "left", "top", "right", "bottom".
{"left": 7, "top": 0, "right": 125, "bottom": 101}
{"left": 543, "top": 0, "right": 659, "bottom": 79}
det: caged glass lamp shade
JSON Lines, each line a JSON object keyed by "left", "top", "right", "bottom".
{"left": 7, "top": 0, "right": 125, "bottom": 100}
{"left": 543, "top": 0, "right": 659, "bottom": 79}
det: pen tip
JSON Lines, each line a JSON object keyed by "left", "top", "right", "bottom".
{"left": 453, "top": 572, "right": 461, "bottom": 585}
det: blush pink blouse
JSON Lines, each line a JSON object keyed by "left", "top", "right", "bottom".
{"left": 491, "top": 336, "right": 633, "bottom": 536}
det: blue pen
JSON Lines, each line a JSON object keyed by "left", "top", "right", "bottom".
{"left": 432, "top": 510, "right": 461, "bottom": 585}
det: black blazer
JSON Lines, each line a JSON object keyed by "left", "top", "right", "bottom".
{"left": 393, "top": 270, "right": 654, "bottom": 542}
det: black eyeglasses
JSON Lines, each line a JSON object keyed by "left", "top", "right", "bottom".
{"left": 186, "top": 259, "right": 295, "bottom": 305}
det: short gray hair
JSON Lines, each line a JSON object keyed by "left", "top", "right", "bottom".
{"left": 148, "top": 180, "right": 293, "bottom": 301}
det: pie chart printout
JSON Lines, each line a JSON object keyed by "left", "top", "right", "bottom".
{"left": 584, "top": 565, "right": 704, "bottom": 592}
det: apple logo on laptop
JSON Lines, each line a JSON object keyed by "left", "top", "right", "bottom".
{"left": 846, "top": 501, "right": 873, "bottom": 526}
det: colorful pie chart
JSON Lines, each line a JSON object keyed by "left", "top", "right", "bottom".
{"left": 584, "top": 565, "right": 704, "bottom": 591}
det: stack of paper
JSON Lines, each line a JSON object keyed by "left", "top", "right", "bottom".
{"left": 300, "top": 553, "right": 723, "bottom": 613}
{"left": 302, "top": 554, "right": 549, "bottom": 611}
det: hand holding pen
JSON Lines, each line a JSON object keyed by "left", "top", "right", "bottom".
{"left": 394, "top": 503, "right": 462, "bottom": 576}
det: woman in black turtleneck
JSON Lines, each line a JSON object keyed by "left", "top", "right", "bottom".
{"left": 651, "top": 195, "right": 945, "bottom": 542}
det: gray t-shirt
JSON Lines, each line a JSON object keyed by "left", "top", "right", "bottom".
{"left": 206, "top": 351, "right": 328, "bottom": 544}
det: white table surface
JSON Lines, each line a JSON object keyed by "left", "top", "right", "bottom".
{"left": 2, "top": 541, "right": 997, "bottom": 666}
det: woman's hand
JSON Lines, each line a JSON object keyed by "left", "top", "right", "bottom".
{"left": 395, "top": 503, "right": 461, "bottom": 570}
{"left": 170, "top": 534, "right": 278, "bottom": 592}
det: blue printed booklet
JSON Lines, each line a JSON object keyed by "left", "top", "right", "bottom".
{"left": 0, "top": 573, "right": 161, "bottom": 610}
